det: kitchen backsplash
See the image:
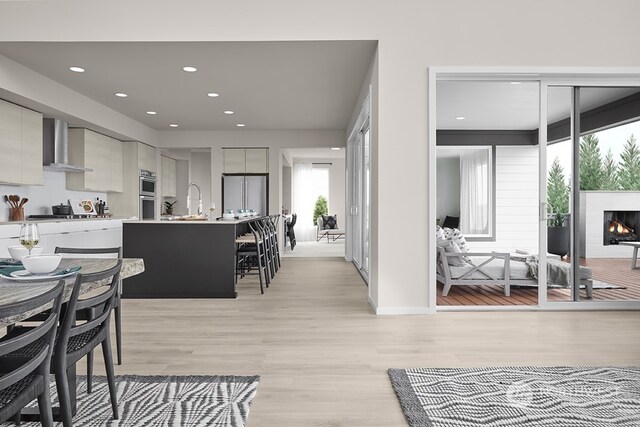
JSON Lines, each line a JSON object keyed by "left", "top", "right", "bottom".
{"left": 0, "top": 171, "right": 106, "bottom": 221}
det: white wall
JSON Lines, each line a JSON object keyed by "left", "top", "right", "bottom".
{"left": 189, "top": 151, "right": 211, "bottom": 216}
{"left": 329, "top": 157, "right": 346, "bottom": 230}
{"left": 173, "top": 159, "right": 190, "bottom": 215}
{"left": 436, "top": 157, "right": 460, "bottom": 223}
{"left": 2, "top": 0, "right": 639, "bottom": 312}
{"left": 471, "top": 146, "right": 539, "bottom": 254}
{"left": 0, "top": 171, "right": 106, "bottom": 222}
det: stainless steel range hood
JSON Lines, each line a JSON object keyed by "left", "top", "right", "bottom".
{"left": 43, "top": 118, "right": 92, "bottom": 173}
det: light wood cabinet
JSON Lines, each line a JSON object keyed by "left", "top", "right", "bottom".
{"left": 161, "top": 155, "right": 177, "bottom": 197}
{"left": 245, "top": 148, "right": 269, "bottom": 173}
{"left": 223, "top": 148, "right": 268, "bottom": 174}
{"left": 138, "top": 143, "right": 157, "bottom": 172}
{"left": 0, "top": 99, "right": 43, "bottom": 185}
{"left": 20, "top": 108, "right": 44, "bottom": 185}
{"left": 110, "top": 136, "right": 123, "bottom": 192}
{"left": 107, "top": 141, "right": 158, "bottom": 218}
{"left": 66, "top": 129, "right": 123, "bottom": 192}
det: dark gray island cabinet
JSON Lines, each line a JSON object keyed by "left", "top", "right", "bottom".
{"left": 122, "top": 219, "right": 254, "bottom": 298}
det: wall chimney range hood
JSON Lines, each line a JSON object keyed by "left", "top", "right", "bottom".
{"left": 43, "top": 118, "right": 92, "bottom": 172}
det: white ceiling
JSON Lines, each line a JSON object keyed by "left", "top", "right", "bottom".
{"left": 0, "top": 41, "right": 377, "bottom": 131}
{"left": 437, "top": 81, "right": 639, "bottom": 130}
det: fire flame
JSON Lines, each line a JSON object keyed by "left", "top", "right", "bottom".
{"left": 609, "top": 220, "right": 633, "bottom": 235}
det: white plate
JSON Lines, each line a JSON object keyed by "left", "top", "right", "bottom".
{"left": 1, "top": 269, "right": 77, "bottom": 281}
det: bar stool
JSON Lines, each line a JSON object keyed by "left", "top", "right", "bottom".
{"left": 235, "top": 221, "right": 269, "bottom": 294}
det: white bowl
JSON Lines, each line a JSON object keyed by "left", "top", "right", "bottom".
{"left": 21, "top": 254, "right": 62, "bottom": 275}
{"left": 8, "top": 245, "right": 44, "bottom": 261}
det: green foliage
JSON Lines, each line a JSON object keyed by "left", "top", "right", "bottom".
{"left": 547, "top": 157, "right": 569, "bottom": 227}
{"left": 579, "top": 134, "right": 603, "bottom": 190}
{"left": 601, "top": 148, "right": 620, "bottom": 191}
{"left": 312, "top": 195, "right": 328, "bottom": 225}
{"left": 618, "top": 134, "right": 640, "bottom": 190}
{"left": 163, "top": 200, "right": 177, "bottom": 214}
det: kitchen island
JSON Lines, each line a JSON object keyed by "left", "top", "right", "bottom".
{"left": 122, "top": 217, "right": 262, "bottom": 298}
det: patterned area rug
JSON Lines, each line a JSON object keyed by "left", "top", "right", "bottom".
{"left": 389, "top": 366, "right": 640, "bottom": 427}
{"left": 4, "top": 375, "right": 260, "bottom": 427}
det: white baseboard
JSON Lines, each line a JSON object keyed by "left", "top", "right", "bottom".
{"left": 368, "top": 296, "right": 436, "bottom": 315}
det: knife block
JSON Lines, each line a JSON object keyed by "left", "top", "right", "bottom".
{"left": 9, "top": 207, "right": 24, "bottom": 222}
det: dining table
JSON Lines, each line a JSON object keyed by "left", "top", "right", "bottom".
{"left": 0, "top": 257, "right": 145, "bottom": 420}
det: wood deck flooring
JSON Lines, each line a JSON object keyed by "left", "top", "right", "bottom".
{"left": 438, "top": 258, "right": 640, "bottom": 306}
{"left": 81, "top": 257, "right": 640, "bottom": 426}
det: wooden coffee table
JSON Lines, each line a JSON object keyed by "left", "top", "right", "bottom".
{"left": 619, "top": 242, "right": 640, "bottom": 269}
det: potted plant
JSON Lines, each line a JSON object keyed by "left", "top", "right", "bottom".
{"left": 547, "top": 158, "right": 570, "bottom": 257}
{"left": 312, "top": 195, "right": 328, "bottom": 225}
{"left": 164, "top": 200, "right": 177, "bottom": 215}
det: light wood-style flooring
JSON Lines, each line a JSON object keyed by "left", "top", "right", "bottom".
{"left": 89, "top": 257, "right": 640, "bottom": 426}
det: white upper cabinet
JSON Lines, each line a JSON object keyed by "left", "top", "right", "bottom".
{"left": 66, "top": 129, "right": 123, "bottom": 192}
{"left": 223, "top": 148, "right": 268, "bottom": 174}
{"left": 0, "top": 99, "right": 43, "bottom": 185}
{"left": 161, "top": 155, "right": 177, "bottom": 197}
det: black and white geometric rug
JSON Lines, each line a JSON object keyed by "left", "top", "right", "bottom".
{"left": 6, "top": 375, "right": 260, "bottom": 427}
{"left": 389, "top": 366, "right": 640, "bottom": 427}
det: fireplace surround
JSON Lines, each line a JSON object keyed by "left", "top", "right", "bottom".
{"left": 603, "top": 210, "right": 640, "bottom": 245}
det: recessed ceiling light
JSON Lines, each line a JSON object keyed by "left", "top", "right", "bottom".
{"left": 69, "top": 66, "right": 85, "bottom": 73}
{"left": 330, "top": 147, "right": 342, "bottom": 151}
{"left": 224, "top": 110, "right": 234, "bottom": 115}
{"left": 182, "top": 66, "right": 197, "bottom": 72}
{"left": 236, "top": 124, "right": 246, "bottom": 127}
{"left": 510, "top": 81, "right": 522, "bottom": 85}
{"left": 146, "top": 111, "right": 157, "bottom": 115}
{"left": 169, "top": 124, "right": 179, "bottom": 128}
{"left": 207, "top": 92, "right": 219, "bottom": 97}
{"left": 455, "top": 116, "right": 466, "bottom": 120}
{"left": 114, "top": 92, "right": 128, "bottom": 97}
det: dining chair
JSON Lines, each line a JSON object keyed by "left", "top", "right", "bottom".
{"left": 54, "top": 246, "right": 123, "bottom": 395}
{"left": 287, "top": 213, "right": 297, "bottom": 250}
{"left": 0, "top": 280, "right": 64, "bottom": 427}
{"left": 53, "top": 259, "right": 123, "bottom": 426}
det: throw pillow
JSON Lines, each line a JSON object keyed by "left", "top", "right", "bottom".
{"left": 322, "top": 215, "right": 337, "bottom": 229}
{"left": 436, "top": 238, "right": 466, "bottom": 267}
{"left": 450, "top": 228, "right": 469, "bottom": 254}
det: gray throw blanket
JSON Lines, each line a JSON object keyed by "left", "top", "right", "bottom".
{"left": 525, "top": 255, "right": 573, "bottom": 288}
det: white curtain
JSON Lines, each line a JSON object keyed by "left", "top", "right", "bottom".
{"left": 292, "top": 162, "right": 315, "bottom": 241}
{"left": 459, "top": 149, "right": 489, "bottom": 234}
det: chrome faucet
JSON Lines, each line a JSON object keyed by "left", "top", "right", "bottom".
{"left": 186, "top": 183, "right": 203, "bottom": 215}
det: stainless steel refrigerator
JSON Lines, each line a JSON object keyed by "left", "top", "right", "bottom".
{"left": 222, "top": 175, "right": 268, "bottom": 214}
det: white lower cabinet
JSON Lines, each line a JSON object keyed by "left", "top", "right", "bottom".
{"left": 0, "top": 220, "right": 123, "bottom": 258}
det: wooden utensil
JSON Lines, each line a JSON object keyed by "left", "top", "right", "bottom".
{"left": 19, "top": 198, "right": 28, "bottom": 208}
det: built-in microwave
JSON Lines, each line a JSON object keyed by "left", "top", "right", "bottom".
{"left": 139, "top": 170, "right": 156, "bottom": 197}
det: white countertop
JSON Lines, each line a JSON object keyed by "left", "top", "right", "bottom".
{"left": 0, "top": 216, "right": 127, "bottom": 226}
{"left": 123, "top": 216, "right": 265, "bottom": 225}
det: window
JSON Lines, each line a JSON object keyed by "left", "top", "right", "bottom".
{"left": 436, "top": 145, "right": 495, "bottom": 240}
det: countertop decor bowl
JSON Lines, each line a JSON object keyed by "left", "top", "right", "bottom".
{"left": 8, "top": 245, "right": 43, "bottom": 261}
{"left": 22, "top": 254, "right": 61, "bottom": 274}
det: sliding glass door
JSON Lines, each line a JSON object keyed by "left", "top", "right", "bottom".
{"left": 544, "top": 84, "right": 640, "bottom": 304}
{"left": 347, "top": 115, "right": 371, "bottom": 280}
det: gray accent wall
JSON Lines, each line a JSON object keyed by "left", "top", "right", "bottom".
{"left": 436, "top": 157, "right": 460, "bottom": 223}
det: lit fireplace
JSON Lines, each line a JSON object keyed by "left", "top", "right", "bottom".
{"left": 609, "top": 220, "right": 634, "bottom": 235}
{"left": 604, "top": 211, "right": 640, "bottom": 245}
